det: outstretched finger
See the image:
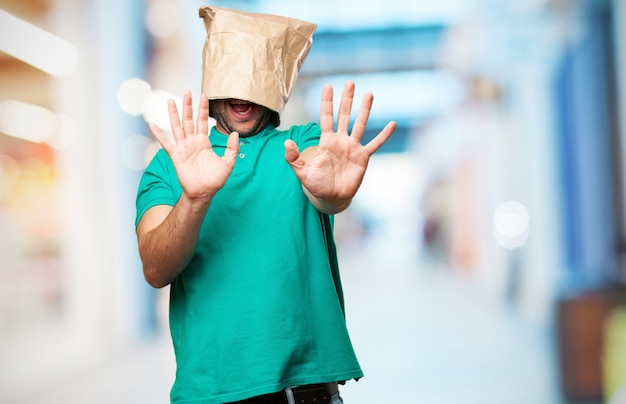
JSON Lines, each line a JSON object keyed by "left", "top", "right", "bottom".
{"left": 350, "top": 92, "right": 373, "bottom": 143}
{"left": 336, "top": 81, "right": 355, "bottom": 134}
{"left": 363, "top": 121, "right": 397, "bottom": 156}
{"left": 197, "top": 93, "right": 210, "bottom": 139}
{"left": 319, "top": 84, "right": 335, "bottom": 134}
{"left": 149, "top": 122, "right": 175, "bottom": 154}
{"left": 168, "top": 99, "right": 185, "bottom": 143}
{"left": 181, "top": 91, "right": 195, "bottom": 136}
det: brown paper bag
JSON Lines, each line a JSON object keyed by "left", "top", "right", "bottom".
{"left": 198, "top": 6, "right": 317, "bottom": 114}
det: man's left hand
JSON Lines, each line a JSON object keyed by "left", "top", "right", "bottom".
{"left": 284, "top": 80, "right": 396, "bottom": 213}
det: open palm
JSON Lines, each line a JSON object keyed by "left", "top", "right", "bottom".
{"left": 148, "top": 91, "right": 239, "bottom": 201}
{"left": 285, "top": 81, "right": 396, "bottom": 204}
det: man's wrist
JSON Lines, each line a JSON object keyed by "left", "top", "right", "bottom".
{"left": 303, "top": 187, "right": 351, "bottom": 214}
{"left": 179, "top": 192, "right": 214, "bottom": 212}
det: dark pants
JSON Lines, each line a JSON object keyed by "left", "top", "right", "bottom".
{"left": 227, "top": 384, "right": 335, "bottom": 404}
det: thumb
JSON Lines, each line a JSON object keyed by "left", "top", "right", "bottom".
{"left": 284, "top": 139, "right": 305, "bottom": 170}
{"left": 223, "top": 131, "right": 240, "bottom": 162}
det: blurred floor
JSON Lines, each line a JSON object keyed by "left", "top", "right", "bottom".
{"left": 2, "top": 331, "right": 174, "bottom": 404}
{"left": 4, "top": 234, "right": 563, "bottom": 404}
{"left": 338, "top": 234, "right": 563, "bottom": 404}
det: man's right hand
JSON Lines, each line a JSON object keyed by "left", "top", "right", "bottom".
{"left": 148, "top": 91, "right": 240, "bottom": 202}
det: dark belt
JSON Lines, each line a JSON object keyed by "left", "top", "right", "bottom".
{"left": 227, "top": 384, "right": 332, "bottom": 404}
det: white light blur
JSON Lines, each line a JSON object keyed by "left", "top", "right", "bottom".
{"left": 0, "top": 100, "right": 55, "bottom": 143}
{"left": 493, "top": 200, "right": 530, "bottom": 249}
{"left": 355, "top": 153, "right": 424, "bottom": 216}
{"left": 118, "top": 79, "right": 217, "bottom": 153}
{"left": 0, "top": 9, "right": 79, "bottom": 77}
{"left": 0, "top": 100, "right": 77, "bottom": 149}
{"left": 117, "top": 78, "right": 153, "bottom": 116}
{"left": 145, "top": 0, "right": 182, "bottom": 39}
{"left": 142, "top": 89, "right": 181, "bottom": 131}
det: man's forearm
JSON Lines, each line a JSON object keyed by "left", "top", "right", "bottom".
{"left": 303, "top": 187, "right": 351, "bottom": 215}
{"left": 138, "top": 195, "right": 211, "bottom": 288}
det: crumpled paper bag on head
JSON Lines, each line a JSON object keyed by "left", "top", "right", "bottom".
{"left": 198, "top": 6, "right": 317, "bottom": 115}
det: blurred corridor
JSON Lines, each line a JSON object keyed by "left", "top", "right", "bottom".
{"left": 1, "top": 0, "right": 626, "bottom": 403}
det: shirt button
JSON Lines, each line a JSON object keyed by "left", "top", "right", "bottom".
{"left": 239, "top": 153, "right": 245, "bottom": 159}
{"left": 239, "top": 141, "right": 245, "bottom": 147}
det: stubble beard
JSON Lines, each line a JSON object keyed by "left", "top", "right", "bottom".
{"left": 212, "top": 101, "right": 273, "bottom": 138}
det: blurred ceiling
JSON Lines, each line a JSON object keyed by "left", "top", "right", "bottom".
{"left": 0, "top": 0, "right": 464, "bottom": 154}
{"left": 300, "top": 25, "right": 445, "bottom": 77}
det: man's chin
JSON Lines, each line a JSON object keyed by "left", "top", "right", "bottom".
{"left": 216, "top": 120, "right": 264, "bottom": 137}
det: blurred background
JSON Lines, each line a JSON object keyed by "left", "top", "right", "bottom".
{"left": 1, "top": 0, "right": 626, "bottom": 403}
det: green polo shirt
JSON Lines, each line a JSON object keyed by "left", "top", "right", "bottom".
{"left": 136, "top": 123, "right": 363, "bottom": 403}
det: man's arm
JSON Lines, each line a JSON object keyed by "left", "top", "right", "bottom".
{"left": 137, "top": 92, "right": 239, "bottom": 288}
{"left": 136, "top": 195, "right": 211, "bottom": 288}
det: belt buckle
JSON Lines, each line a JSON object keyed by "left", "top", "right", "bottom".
{"left": 291, "top": 385, "right": 331, "bottom": 404}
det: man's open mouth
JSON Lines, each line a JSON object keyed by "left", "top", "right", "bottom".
{"left": 229, "top": 100, "right": 254, "bottom": 115}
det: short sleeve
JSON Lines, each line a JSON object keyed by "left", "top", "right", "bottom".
{"left": 135, "top": 149, "right": 181, "bottom": 228}
{"left": 292, "top": 122, "right": 321, "bottom": 151}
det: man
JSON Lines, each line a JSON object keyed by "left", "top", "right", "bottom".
{"left": 135, "top": 6, "right": 396, "bottom": 404}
